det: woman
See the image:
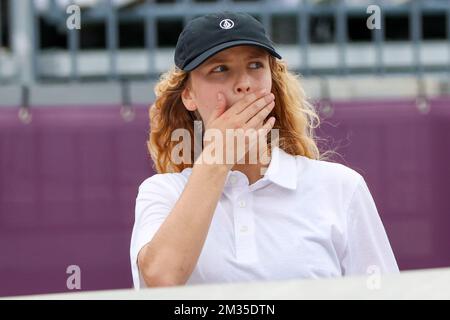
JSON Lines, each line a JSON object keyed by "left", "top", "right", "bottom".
{"left": 130, "top": 11, "right": 399, "bottom": 288}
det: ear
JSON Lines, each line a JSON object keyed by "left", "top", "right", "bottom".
{"left": 181, "top": 86, "right": 197, "bottom": 112}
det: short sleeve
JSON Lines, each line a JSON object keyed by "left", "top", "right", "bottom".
{"left": 129, "top": 174, "right": 180, "bottom": 289}
{"left": 341, "top": 177, "right": 399, "bottom": 276}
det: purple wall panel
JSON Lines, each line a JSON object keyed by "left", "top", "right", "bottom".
{"left": 0, "top": 105, "right": 154, "bottom": 296}
{"left": 0, "top": 99, "right": 449, "bottom": 296}
{"left": 317, "top": 98, "right": 450, "bottom": 271}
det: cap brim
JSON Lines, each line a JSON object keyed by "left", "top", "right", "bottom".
{"left": 183, "top": 40, "right": 282, "bottom": 71}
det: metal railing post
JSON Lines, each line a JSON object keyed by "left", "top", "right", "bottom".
{"left": 410, "top": 0, "right": 422, "bottom": 77}
{"left": 67, "top": 0, "right": 80, "bottom": 81}
{"left": 145, "top": 0, "right": 156, "bottom": 78}
{"left": 261, "top": 0, "right": 272, "bottom": 40}
{"left": 299, "top": 0, "right": 310, "bottom": 76}
{"left": 335, "top": 0, "right": 347, "bottom": 76}
{"left": 372, "top": 0, "right": 385, "bottom": 75}
{"left": 447, "top": 0, "right": 450, "bottom": 76}
{"left": 106, "top": 0, "right": 118, "bottom": 80}
{"left": 11, "top": 0, "right": 35, "bottom": 84}
{"left": 0, "top": 0, "right": 3, "bottom": 82}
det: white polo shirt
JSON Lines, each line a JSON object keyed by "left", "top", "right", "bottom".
{"left": 130, "top": 146, "right": 399, "bottom": 288}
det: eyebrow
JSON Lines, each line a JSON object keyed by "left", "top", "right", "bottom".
{"left": 205, "top": 51, "right": 267, "bottom": 66}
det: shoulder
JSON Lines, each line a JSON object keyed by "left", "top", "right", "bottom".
{"left": 295, "top": 155, "right": 363, "bottom": 192}
{"left": 294, "top": 156, "right": 371, "bottom": 223}
{"left": 137, "top": 168, "right": 192, "bottom": 198}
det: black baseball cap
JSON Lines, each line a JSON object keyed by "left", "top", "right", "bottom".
{"left": 174, "top": 11, "right": 282, "bottom": 71}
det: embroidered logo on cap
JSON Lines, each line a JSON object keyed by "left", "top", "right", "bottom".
{"left": 219, "top": 19, "right": 234, "bottom": 30}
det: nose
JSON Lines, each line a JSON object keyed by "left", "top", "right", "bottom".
{"left": 234, "top": 73, "right": 252, "bottom": 95}
{"left": 235, "top": 85, "right": 251, "bottom": 94}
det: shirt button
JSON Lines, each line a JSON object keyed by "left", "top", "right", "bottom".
{"left": 240, "top": 225, "right": 249, "bottom": 233}
{"left": 238, "top": 200, "right": 246, "bottom": 208}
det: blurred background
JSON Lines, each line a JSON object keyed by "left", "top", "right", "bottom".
{"left": 0, "top": 0, "right": 449, "bottom": 297}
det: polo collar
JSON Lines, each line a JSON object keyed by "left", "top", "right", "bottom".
{"left": 180, "top": 146, "right": 298, "bottom": 190}
{"left": 262, "top": 146, "right": 298, "bottom": 190}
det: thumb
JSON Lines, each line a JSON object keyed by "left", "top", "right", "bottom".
{"left": 212, "top": 92, "right": 227, "bottom": 119}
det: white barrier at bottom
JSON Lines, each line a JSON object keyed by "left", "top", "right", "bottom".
{"left": 7, "top": 267, "right": 450, "bottom": 300}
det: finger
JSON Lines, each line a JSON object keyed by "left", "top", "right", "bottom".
{"left": 243, "top": 100, "right": 275, "bottom": 130}
{"left": 247, "top": 116, "right": 276, "bottom": 154}
{"left": 238, "top": 93, "right": 274, "bottom": 124}
{"left": 255, "top": 116, "right": 276, "bottom": 146}
{"left": 261, "top": 116, "right": 276, "bottom": 134}
{"left": 210, "top": 92, "right": 227, "bottom": 120}
{"left": 228, "top": 88, "right": 270, "bottom": 115}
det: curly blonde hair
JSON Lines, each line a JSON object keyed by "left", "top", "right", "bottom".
{"left": 148, "top": 55, "right": 332, "bottom": 173}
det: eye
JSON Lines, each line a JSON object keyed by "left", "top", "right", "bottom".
{"left": 211, "top": 65, "right": 228, "bottom": 73}
{"left": 211, "top": 61, "right": 264, "bottom": 73}
{"left": 249, "top": 61, "right": 264, "bottom": 69}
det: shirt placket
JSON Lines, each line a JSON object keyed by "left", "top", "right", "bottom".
{"left": 227, "top": 174, "right": 257, "bottom": 263}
